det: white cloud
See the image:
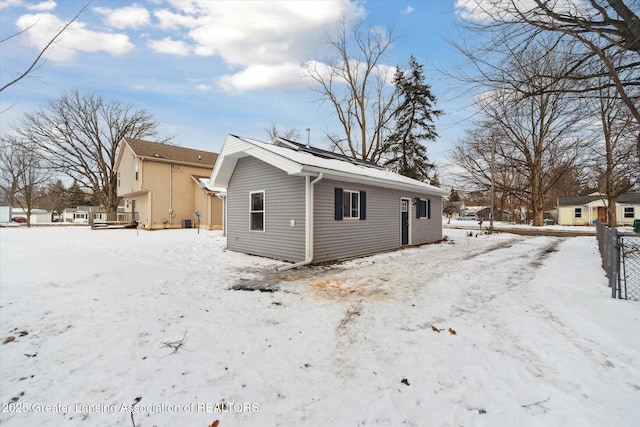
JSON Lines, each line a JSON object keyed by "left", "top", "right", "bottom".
{"left": 148, "top": 0, "right": 366, "bottom": 91}
{"left": 148, "top": 37, "right": 190, "bottom": 55}
{"left": 306, "top": 58, "right": 397, "bottom": 88}
{"left": 218, "top": 62, "right": 308, "bottom": 92}
{"left": 94, "top": 4, "right": 150, "bottom": 29}
{"left": 374, "top": 63, "right": 397, "bottom": 85}
{"left": 15, "top": 13, "right": 134, "bottom": 62}
{"left": 153, "top": 8, "right": 200, "bottom": 30}
{"left": 26, "top": 0, "right": 56, "bottom": 11}
{"left": 402, "top": 5, "right": 414, "bottom": 14}
{"left": 0, "top": 0, "right": 23, "bottom": 10}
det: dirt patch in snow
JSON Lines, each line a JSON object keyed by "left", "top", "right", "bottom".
{"left": 530, "top": 240, "right": 561, "bottom": 267}
{"left": 230, "top": 265, "right": 346, "bottom": 294}
{"left": 307, "top": 276, "right": 391, "bottom": 300}
{"left": 462, "top": 238, "right": 519, "bottom": 260}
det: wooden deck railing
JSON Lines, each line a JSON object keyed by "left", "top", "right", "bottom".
{"left": 90, "top": 212, "right": 138, "bottom": 229}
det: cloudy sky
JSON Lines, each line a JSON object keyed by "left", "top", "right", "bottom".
{"left": 0, "top": 0, "right": 480, "bottom": 166}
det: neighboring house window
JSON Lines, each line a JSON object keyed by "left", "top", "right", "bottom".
{"left": 73, "top": 213, "right": 87, "bottom": 220}
{"left": 250, "top": 191, "right": 265, "bottom": 231}
{"left": 624, "top": 207, "right": 635, "bottom": 219}
{"left": 118, "top": 172, "right": 121, "bottom": 187}
{"left": 135, "top": 161, "right": 139, "bottom": 181}
{"left": 574, "top": 207, "right": 582, "bottom": 218}
{"left": 334, "top": 188, "right": 366, "bottom": 220}
{"left": 416, "top": 198, "right": 431, "bottom": 219}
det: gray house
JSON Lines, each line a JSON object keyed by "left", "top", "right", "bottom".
{"left": 209, "top": 135, "right": 447, "bottom": 268}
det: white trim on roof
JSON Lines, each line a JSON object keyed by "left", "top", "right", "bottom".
{"left": 209, "top": 134, "right": 447, "bottom": 196}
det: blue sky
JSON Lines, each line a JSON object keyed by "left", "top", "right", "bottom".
{"left": 0, "top": 0, "right": 479, "bottom": 168}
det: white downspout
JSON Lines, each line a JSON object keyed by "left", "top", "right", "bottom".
{"left": 216, "top": 192, "right": 227, "bottom": 237}
{"left": 169, "top": 164, "right": 173, "bottom": 225}
{"left": 278, "top": 173, "right": 323, "bottom": 271}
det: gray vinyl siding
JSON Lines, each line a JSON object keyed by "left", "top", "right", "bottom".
{"left": 313, "top": 179, "right": 443, "bottom": 262}
{"left": 227, "top": 157, "right": 306, "bottom": 262}
{"left": 412, "top": 196, "right": 443, "bottom": 244}
{"left": 314, "top": 179, "right": 398, "bottom": 262}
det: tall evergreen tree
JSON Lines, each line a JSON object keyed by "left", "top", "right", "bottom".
{"left": 382, "top": 56, "right": 442, "bottom": 181}
{"left": 67, "top": 180, "right": 87, "bottom": 207}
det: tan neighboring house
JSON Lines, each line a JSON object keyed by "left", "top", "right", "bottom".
{"left": 115, "top": 137, "right": 223, "bottom": 230}
{"left": 556, "top": 192, "right": 640, "bottom": 226}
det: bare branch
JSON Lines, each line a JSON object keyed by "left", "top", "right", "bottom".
{"left": 0, "top": 2, "right": 91, "bottom": 93}
{"left": 306, "top": 16, "right": 400, "bottom": 163}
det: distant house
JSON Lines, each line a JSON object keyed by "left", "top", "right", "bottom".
{"left": 476, "top": 207, "right": 509, "bottom": 221}
{"left": 0, "top": 204, "right": 11, "bottom": 223}
{"left": 115, "top": 137, "right": 223, "bottom": 230}
{"left": 6, "top": 207, "right": 51, "bottom": 223}
{"left": 556, "top": 192, "right": 640, "bottom": 226}
{"left": 62, "top": 206, "right": 104, "bottom": 224}
{"left": 208, "top": 135, "right": 447, "bottom": 267}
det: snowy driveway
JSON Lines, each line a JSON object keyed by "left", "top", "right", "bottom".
{"left": 1, "top": 227, "right": 638, "bottom": 426}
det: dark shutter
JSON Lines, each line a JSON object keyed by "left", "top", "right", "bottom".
{"left": 416, "top": 198, "right": 421, "bottom": 218}
{"left": 359, "top": 191, "right": 366, "bottom": 220}
{"left": 428, "top": 199, "right": 431, "bottom": 219}
{"left": 335, "top": 188, "right": 343, "bottom": 220}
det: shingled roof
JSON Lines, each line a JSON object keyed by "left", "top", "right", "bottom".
{"left": 558, "top": 193, "right": 640, "bottom": 206}
{"left": 123, "top": 137, "right": 218, "bottom": 167}
{"left": 210, "top": 134, "right": 447, "bottom": 195}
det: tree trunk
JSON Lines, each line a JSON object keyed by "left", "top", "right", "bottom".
{"left": 607, "top": 196, "right": 618, "bottom": 227}
{"left": 532, "top": 160, "right": 545, "bottom": 226}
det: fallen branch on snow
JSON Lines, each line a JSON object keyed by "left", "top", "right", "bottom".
{"left": 161, "top": 331, "right": 189, "bottom": 354}
{"left": 522, "top": 396, "right": 551, "bottom": 410}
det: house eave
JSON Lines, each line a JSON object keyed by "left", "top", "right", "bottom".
{"left": 297, "top": 166, "right": 448, "bottom": 196}
{"left": 136, "top": 155, "right": 214, "bottom": 169}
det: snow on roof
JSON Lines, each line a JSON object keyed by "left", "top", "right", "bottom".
{"left": 210, "top": 134, "right": 447, "bottom": 195}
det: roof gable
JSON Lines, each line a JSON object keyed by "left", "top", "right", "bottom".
{"left": 210, "top": 134, "right": 447, "bottom": 196}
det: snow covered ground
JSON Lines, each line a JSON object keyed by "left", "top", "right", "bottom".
{"left": 1, "top": 226, "right": 638, "bottom": 426}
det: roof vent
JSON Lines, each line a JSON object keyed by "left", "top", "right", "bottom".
{"left": 154, "top": 153, "right": 160, "bottom": 157}
{"left": 198, "top": 155, "right": 202, "bottom": 160}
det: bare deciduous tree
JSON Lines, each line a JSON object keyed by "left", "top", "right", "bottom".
{"left": 0, "top": 137, "right": 23, "bottom": 207}
{"left": 0, "top": 135, "right": 51, "bottom": 226}
{"left": 15, "top": 90, "right": 170, "bottom": 214}
{"left": 265, "top": 122, "right": 301, "bottom": 142}
{"left": 588, "top": 76, "right": 640, "bottom": 225}
{"left": 454, "top": 44, "right": 588, "bottom": 226}
{"left": 456, "top": 0, "right": 640, "bottom": 162}
{"left": 306, "top": 17, "right": 399, "bottom": 163}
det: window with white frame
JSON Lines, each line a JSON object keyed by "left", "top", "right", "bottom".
{"left": 250, "top": 191, "right": 265, "bottom": 231}
{"left": 574, "top": 207, "right": 583, "bottom": 218}
{"left": 135, "top": 161, "right": 139, "bottom": 181}
{"left": 343, "top": 190, "right": 360, "bottom": 219}
{"left": 623, "top": 207, "right": 635, "bottom": 219}
{"left": 334, "top": 188, "right": 366, "bottom": 220}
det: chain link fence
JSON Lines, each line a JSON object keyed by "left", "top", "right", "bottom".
{"left": 619, "top": 235, "right": 640, "bottom": 301}
{"left": 596, "top": 221, "right": 640, "bottom": 301}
